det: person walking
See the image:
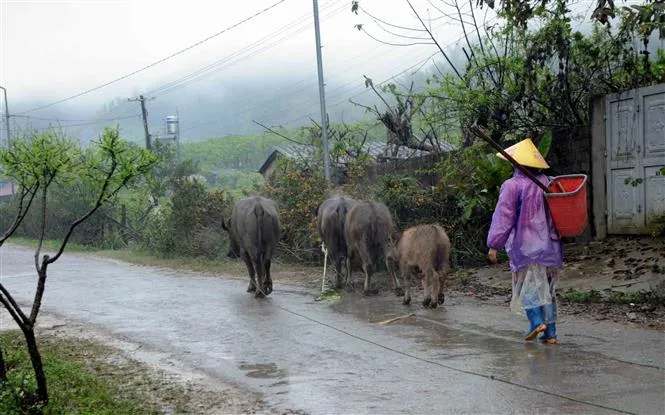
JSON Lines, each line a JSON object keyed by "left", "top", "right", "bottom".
{"left": 487, "top": 138, "right": 563, "bottom": 344}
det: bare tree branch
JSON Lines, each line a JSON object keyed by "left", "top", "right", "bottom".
{"left": 0, "top": 284, "right": 30, "bottom": 326}
{"left": 0, "top": 294, "right": 26, "bottom": 330}
{"left": 0, "top": 183, "right": 39, "bottom": 246}
{"left": 359, "top": 5, "right": 427, "bottom": 32}
{"left": 252, "top": 120, "right": 308, "bottom": 146}
{"left": 406, "top": 0, "right": 464, "bottom": 81}
{"left": 374, "top": 20, "right": 434, "bottom": 40}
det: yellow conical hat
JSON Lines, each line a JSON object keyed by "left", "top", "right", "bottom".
{"left": 496, "top": 138, "right": 550, "bottom": 169}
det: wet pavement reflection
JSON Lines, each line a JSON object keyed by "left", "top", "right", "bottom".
{"left": 1, "top": 245, "right": 663, "bottom": 414}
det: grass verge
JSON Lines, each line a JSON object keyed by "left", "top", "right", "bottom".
{"left": 561, "top": 288, "right": 665, "bottom": 305}
{"left": 0, "top": 330, "right": 191, "bottom": 415}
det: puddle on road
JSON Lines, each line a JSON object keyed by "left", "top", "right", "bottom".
{"left": 238, "top": 362, "right": 287, "bottom": 379}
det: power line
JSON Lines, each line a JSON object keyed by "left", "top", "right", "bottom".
{"left": 10, "top": 114, "right": 141, "bottom": 123}
{"left": 257, "top": 14, "right": 498, "bottom": 130}
{"left": 147, "top": 0, "right": 347, "bottom": 99}
{"left": 18, "top": 0, "right": 291, "bottom": 115}
{"left": 182, "top": 9, "right": 459, "bottom": 134}
{"left": 94, "top": 0, "right": 346, "bottom": 130}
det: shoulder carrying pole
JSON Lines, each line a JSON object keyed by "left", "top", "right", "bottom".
{"left": 469, "top": 124, "right": 549, "bottom": 193}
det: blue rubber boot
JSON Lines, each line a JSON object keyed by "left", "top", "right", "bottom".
{"left": 539, "top": 303, "right": 558, "bottom": 344}
{"left": 524, "top": 307, "right": 547, "bottom": 341}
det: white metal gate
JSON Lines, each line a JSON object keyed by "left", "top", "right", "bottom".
{"left": 605, "top": 84, "right": 665, "bottom": 234}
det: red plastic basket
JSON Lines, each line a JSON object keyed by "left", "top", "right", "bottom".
{"left": 544, "top": 174, "right": 589, "bottom": 238}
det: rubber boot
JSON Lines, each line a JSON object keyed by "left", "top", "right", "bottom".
{"left": 524, "top": 307, "right": 547, "bottom": 341}
{"left": 539, "top": 303, "right": 558, "bottom": 344}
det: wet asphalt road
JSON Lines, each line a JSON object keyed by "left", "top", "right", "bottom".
{"left": 1, "top": 244, "right": 663, "bottom": 415}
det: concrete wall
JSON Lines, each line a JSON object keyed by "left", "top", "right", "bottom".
{"left": 540, "top": 97, "right": 608, "bottom": 241}
{"left": 363, "top": 152, "right": 445, "bottom": 185}
{"left": 590, "top": 96, "right": 608, "bottom": 240}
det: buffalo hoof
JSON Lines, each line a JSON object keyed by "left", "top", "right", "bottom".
{"left": 362, "top": 288, "right": 379, "bottom": 296}
{"left": 403, "top": 296, "right": 411, "bottom": 306}
{"left": 422, "top": 297, "right": 432, "bottom": 308}
{"left": 394, "top": 287, "right": 405, "bottom": 297}
{"left": 437, "top": 292, "right": 445, "bottom": 305}
{"left": 254, "top": 291, "right": 265, "bottom": 299}
{"left": 247, "top": 284, "right": 257, "bottom": 293}
{"left": 428, "top": 299, "right": 438, "bottom": 309}
{"left": 264, "top": 282, "right": 273, "bottom": 295}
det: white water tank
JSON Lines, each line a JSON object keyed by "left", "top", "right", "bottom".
{"left": 165, "top": 115, "right": 179, "bottom": 135}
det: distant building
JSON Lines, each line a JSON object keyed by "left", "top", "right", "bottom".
{"left": 0, "top": 182, "right": 16, "bottom": 202}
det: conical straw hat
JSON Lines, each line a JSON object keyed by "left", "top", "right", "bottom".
{"left": 496, "top": 138, "right": 550, "bottom": 169}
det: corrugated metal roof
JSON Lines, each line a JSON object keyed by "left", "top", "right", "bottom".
{"left": 258, "top": 139, "right": 457, "bottom": 174}
{"left": 273, "top": 140, "right": 455, "bottom": 161}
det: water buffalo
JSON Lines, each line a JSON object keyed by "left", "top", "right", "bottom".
{"left": 345, "top": 201, "right": 402, "bottom": 296}
{"left": 222, "top": 196, "right": 281, "bottom": 298}
{"left": 395, "top": 223, "right": 451, "bottom": 308}
{"left": 316, "top": 195, "right": 358, "bottom": 289}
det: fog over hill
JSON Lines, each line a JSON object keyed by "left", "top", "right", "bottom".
{"left": 6, "top": 63, "right": 442, "bottom": 146}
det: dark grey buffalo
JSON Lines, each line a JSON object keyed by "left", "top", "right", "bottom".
{"left": 345, "top": 200, "right": 402, "bottom": 296}
{"left": 222, "top": 196, "right": 281, "bottom": 298}
{"left": 316, "top": 195, "right": 358, "bottom": 289}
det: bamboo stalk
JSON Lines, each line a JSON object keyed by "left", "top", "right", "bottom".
{"left": 469, "top": 124, "right": 549, "bottom": 192}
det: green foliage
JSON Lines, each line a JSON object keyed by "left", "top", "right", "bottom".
{"left": 1, "top": 128, "right": 157, "bottom": 248}
{"left": 264, "top": 157, "right": 326, "bottom": 261}
{"left": 0, "top": 331, "right": 163, "bottom": 415}
{"left": 144, "top": 179, "right": 233, "bottom": 259}
{"left": 181, "top": 133, "right": 286, "bottom": 174}
{"left": 423, "top": 1, "right": 665, "bottom": 145}
{"left": 562, "top": 288, "right": 603, "bottom": 303}
{"left": 374, "top": 142, "right": 515, "bottom": 266}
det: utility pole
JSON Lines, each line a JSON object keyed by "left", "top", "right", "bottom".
{"left": 128, "top": 94, "right": 154, "bottom": 149}
{"left": 0, "top": 85, "right": 10, "bottom": 148}
{"left": 312, "top": 0, "right": 331, "bottom": 183}
{"left": 0, "top": 85, "right": 14, "bottom": 194}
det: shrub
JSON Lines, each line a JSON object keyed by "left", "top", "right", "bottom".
{"left": 264, "top": 158, "right": 326, "bottom": 262}
{"left": 143, "top": 180, "right": 233, "bottom": 259}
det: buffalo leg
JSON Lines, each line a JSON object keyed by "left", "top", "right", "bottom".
{"left": 357, "top": 246, "right": 377, "bottom": 295}
{"left": 344, "top": 256, "right": 352, "bottom": 289}
{"left": 264, "top": 259, "right": 273, "bottom": 295}
{"left": 385, "top": 256, "right": 404, "bottom": 297}
{"left": 437, "top": 273, "right": 446, "bottom": 305}
{"left": 242, "top": 252, "right": 257, "bottom": 293}
{"left": 422, "top": 269, "right": 432, "bottom": 308}
{"left": 334, "top": 256, "right": 344, "bottom": 289}
{"left": 401, "top": 264, "right": 412, "bottom": 306}
{"left": 254, "top": 258, "right": 266, "bottom": 299}
{"left": 427, "top": 269, "right": 440, "bottom": 309}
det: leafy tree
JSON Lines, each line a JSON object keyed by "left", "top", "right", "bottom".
{"left": 0, "top": 127, "right": 156, "bottom": 408}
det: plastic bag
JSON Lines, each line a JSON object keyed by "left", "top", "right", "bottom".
{"left": 510, "top": 264, "right": 556, "bottom": 317}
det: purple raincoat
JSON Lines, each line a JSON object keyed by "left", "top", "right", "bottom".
{"left": 487, "top": 169, "right": 563, "bottom": 273}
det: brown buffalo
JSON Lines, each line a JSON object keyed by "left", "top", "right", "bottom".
{"left": 345, "top": 201, "right": 402, "bottom": 296}
{"left": 395, "top": 223, "right": 451, "bottom": 308}
{"left": 222, "top": 196, "right": 281, "bottom": 298}
{"left": 316, "top": 195, "right": 358, "bottom": 289}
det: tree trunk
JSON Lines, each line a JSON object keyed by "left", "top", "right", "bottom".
{"left": 0, "top": 345, "right": 7, "bottom": 381}
{"left": 23, "top": 327, "right": 48, "bottom": 405}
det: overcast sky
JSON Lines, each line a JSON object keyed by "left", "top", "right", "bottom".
{"left": 0, "top": 0, "right": 485, "bottom": 108}
{"left": 1, "top": 0, "right": 634, "bottom": 141}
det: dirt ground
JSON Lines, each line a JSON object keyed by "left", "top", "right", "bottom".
{"left": 0, "top": 311, "right": 289, "bottom": 415}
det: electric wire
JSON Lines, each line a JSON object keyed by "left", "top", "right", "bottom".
{"left": 18, "top": 0, "right": 291, "bottom": 115}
